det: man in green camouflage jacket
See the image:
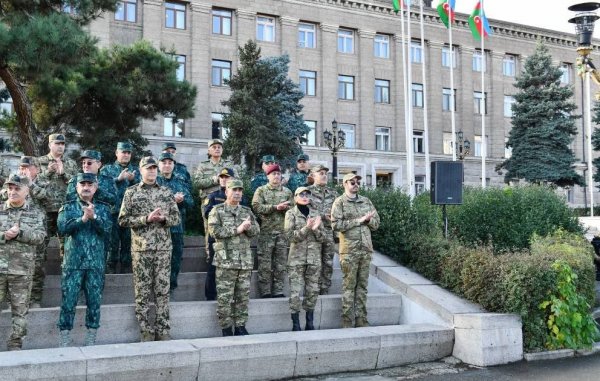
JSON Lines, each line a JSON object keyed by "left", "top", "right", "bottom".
{"left": 118, "top": 156, "right": 180, "bottom": 342}
{"left": 331, "top": 173, "right": 380, "bottom": 329}
{"left": 287, "top": 154, "right": 311, "bottom": 194}
{"left": 208, "top": 179, "right": 260, "bottom": 336}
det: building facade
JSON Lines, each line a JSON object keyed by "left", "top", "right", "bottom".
{"left": 85, "top": 0, "right": 597, "bottom": 205}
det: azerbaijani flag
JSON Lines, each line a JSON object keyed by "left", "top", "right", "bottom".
{"left": 437, "top": 0, "right": 456, "bottom": 28}
{"left": 468, "top": 1, "right": 492, "bottom": 40}
{"left": 392, "top": 0, "right": 409, "bottom": 13}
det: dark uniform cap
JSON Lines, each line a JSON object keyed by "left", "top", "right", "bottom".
{"left": 297, "top": 154, "right": 310, "bottom": 162}
{"left": 226, "top": 179, "right": 244, "bottom": 190}
{"left": 76, "top": 173, "right": 98, "bottom": 184}
{"left": 208, "top": 139, "right": 223, "bottom": 147}
{"left": 117, "top": 142, "right": 133, "bottom": 151}
{"left": 140, "top": 156, "right": 159, "bottom": 168}
{"left": 342, "top": 173, "right": 362, "bottom": 183}
{"left": 162, "top": 142, "right": 177, "bottom": 151}
{"left": 158, "top": 152, "right": 177, "bottom": 163}
{"left": 265, "top": 164, "right": 281, "bottom": 175}
{"left": 80, "top": 150, "right": 102, "bottom": 161}
{"left": 49, "top": 133, "right": 65, "bottom": 143}
{"left": 294, "top": 186, "right": 312, "bottom": 196}
{"left": 4, "top": 174, "right": 29, "bottom": 187}
{"left": 19, "top": 156, "right": 38, "bottom": 167}
{"left": 219, "top": 167, "right": 235, "bottom": 177}
{"left": 261, "top": 155, "right": 276, "bottom": 163}
{"left": 310, "top": 164, "right": 329, "bottom": 173}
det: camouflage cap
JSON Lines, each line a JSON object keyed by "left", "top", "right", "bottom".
{"left": 4, "top": 174, "right": 29, "bottom": 187}
{"left": 310, "top": 164, "right": 329, "bottom": 173}
{"left": 117, "top": 142, "right": 133, "bottom": 152}
{"left": 297, "top": 154, "right": 310, "bottom": 162}
{"left": 226, "top": 179, "right": 244, "bottom": 190}
{"left": 261, "top": 155, "right": 276, "bottom": 163}
{"left": 49, "top": 133, "right": 65, "bottom": 143}
{"left": 140, "top": 156, "right": 158, "bottom": 168}
{"left": 158, "top": 152, "right": 177, "bottom": 163}
{"left": 208, "top": 139, "right": 223, "bottom": 147}
{"left": 294, "top": 186, "right": 312, "bottom": 196}
{"left": 19, "top": 156, "right": 39, "bottom": 168}
{"left": 76, "top": 173, "right": 97, "bottom": 184}
{"left": 265, "top": 163, "right": 281, "bottom": 175}
{"left": 218, "top": 167, "right": 235, "bottom": 177}
{"left": 342, "top": 173, "right": 362, "bottom": 183}
{"left": 162, "top": 142, "right": 177, "bottom": 151}
{"left": 80, "top": 150, "right": 102, "bottom": 162}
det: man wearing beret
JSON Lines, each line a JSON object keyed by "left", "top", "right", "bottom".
{"left": 331, "top": 173, "right": 380, "bottom": 328}
{"left": 252, "top": 163, "right": 293, "bottom": 298}
{"left": 162, "top": 142, "right": 192, "bottom": 194}
{"left": 100, "top": 141, "right": 140, "bottom": 274}
{"left": 287, "top": 154, "right": 311, "bottom": 194}
{"left": 0, "top": 174, "right": 46, "bottom": 350}
{"left": 57, "top": 173, "right": 111, "bottom": 347}
{"left": 118, "top": 156, "right": 180, "bottom": 342}
{"left": 250, "top": 155, "right": 276, "bottom": 194}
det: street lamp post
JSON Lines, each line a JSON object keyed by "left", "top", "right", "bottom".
{"left": 569, "top": 2, "right": 600, "bottom": 217}
{"left": 456, "top": 131, "right": 471, "bottom": 161}
{"left": 323, "top": 119, "right": 346, "bottom": 183}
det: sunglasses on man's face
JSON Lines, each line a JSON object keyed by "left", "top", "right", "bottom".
{"left": 348, "top": 180, "right": 360, "bottom": 186}
{"left": 298, "top": 192, "right": 310, "bottom": 198}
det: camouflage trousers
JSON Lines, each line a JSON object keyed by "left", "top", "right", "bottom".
{"left": 132, "top": 250, "right": 171, "bottom": 336}
{"left": 339, "top": 250, "right": 372, "bottom": 323}
{"left": 29, "top": 243, "right": 46, "bottom": 304}
{"left": 58, "top": 269, "right": 105, "bottom": 330}
{"left": 318, "top": 232, "right": 336, "bottom": 295}
{"left": 0, "top": 274, "right": 32, "bottom": 346}
{"left": 288, "top": 264, "right": 321, "bottom": 313}
{"left": 257, "top": 232, "right": 288, "bottom": 296}
{"left": 170, "top": 233, "right": 184, "bottom": 290}
{"left": 108, "top": 215, "right": 132, "bottom": 268}
{"left": 215, "top": 267, "right": 251, "bottom": 329}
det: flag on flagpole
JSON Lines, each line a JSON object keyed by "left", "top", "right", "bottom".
{"left": 392, "top": 0, "right": 409, "bottom": 13}
{"left": 437, "top": 0, "right": 456, "bottom": 28}
{"left": 469, "top": 1, "right": 492, "bottom": 40}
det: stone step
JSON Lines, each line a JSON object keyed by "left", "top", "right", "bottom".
{"left": 0, "top": 324, "right": 454, "bottom": 380}
{"left": 1, "top": 293, "right": 403, "bottom": 352}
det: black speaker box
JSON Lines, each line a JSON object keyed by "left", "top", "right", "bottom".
{"left": 430, "top": 161, "right": 463, "bottom": 205}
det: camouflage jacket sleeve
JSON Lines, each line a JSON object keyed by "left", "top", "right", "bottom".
{"left": 163, "top": 189, "right": 181, "bottom": 228}
{"left": 365, "top": 199, "right": 380, "bottom": 231}
{"left": 284, "top": 209, "right": 311, "bottom": 243}
{"left": 251, "top": 186, "right": 277, "bottom": 215}
{"left": 118, "top": 188, "right": 148, "bottom": 228}
{"left": 14, "top": 208, "right": 46, "bottom": 246}
{"left": 65, "top": 177, "right": 77, "bottom": 202}
{"left": 30, "top": 179, "right": 51, "bottom": 202}
{"left": 208, "top": 206, "right": 237, "bottom": 239}
{"left": 193, "top": 163, "right": 219, "bottom": 190}
{"left": 245, "top": 208, "right": 260, "bottom": 238}
{"left": 331, "top": 197, "right": 362, "bottom": 233}
{"left": 58, "top": 202, "right": 109, "bottom": 237}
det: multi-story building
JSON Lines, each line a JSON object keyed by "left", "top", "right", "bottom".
{"left": 81, "top": 1, "right": 599, "bottom": 204}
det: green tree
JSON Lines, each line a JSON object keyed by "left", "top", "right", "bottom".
{"left": 499, "top": 41, "right": 583, "bottom": 187}
{"left": 221, "top": 40, "right": 308, "bottom": 171}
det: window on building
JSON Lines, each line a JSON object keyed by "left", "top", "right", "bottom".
{"left": 413, "top": 130, "right": 424, "bottom": 153}
{"left": 474, "top": 135, "right": 483, "bottom": 157}
{"left": 560, "top": 63, "right": 571, "bottom": 84}
{"left": 168, "top": 55, "right": 185, "bottom": 81}
{"left": 211, "top": 113, "right": 225, "bottom": 139}
{"left": 211, "top": 59, "right": 231, "bottom": 86}
{"left": 443, "top": 132, "right": 454, "bottom": 155}
{"left": 115, "top": 0, "right": 137, "bottom": 22}
{"left": 375, "top": 127, "right": 391, "bottom": 151}
{"left": 505, "top": 137, "right": 512, "bottom": 158}
{"left": 567, "top": 188, "right": 574, "bottom": 203}
{"left": 303, "top": 121, "right": 316, "bottom": 146}
{"left": 415, "top": 175, "right": 426, "bottom": 194}
{"left": 298, "top": 22, "right": 316, "bottom": 48}
{"left": 411, "top": 40, "right": 423, "bottom": 63}
{"left": 472, "top": 50, "right": 485, "bottom": 72}
{"left": 374, "top": 79, "right": 390, "bottom": 104}
{"left": 503, "top": 54, "right": 516, "bottom": 77}
{"left": 338, "top": 29, "right": 354, "bottom": 53}
{"left": 442, "top": 45, "right": 457, "bottom": 68}
{"left": 504, "top": 95, "right": 515, "bottom": 117}
{"left": 299, "top": 70, "right": 317, "bottom": 96}
{"left": 412, "top": 83, "right": 424, "bottom": 108}
{"left": 474, "top": 91, "right": 487, "bottom": 115}
{"left": 256, "top": 16, "right": 275, "bottom": 42}
{"left": 340, "top": 124, "right": 355, "bottom": 148}
{"left": 0, "top": 98, "right": 13, "bottom": 115}
{"left": 338, "top": 75, "right": 355, "bottom": 100}
{"left": 443, "top": 88, "right": 456, "bottom": 111}
{"left": 164, "top": 117, "right": 184, "bottom": 137}
{"left": 374, "top": 34, "right": 390, "bottom": 58}
{"left": 212, "top": 9, "right": 232, "bottom": 35}
{"left": 165, "top": 2, "right": 186, "bottom": 29}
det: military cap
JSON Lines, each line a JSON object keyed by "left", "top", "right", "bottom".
{"left": 4, "top": 174, "right": 29, "bottom": 187}
{"left": 140, "top": 156, "right": 159, "bottom": 168}
{"left": 294, "top": 186, "right": 312, "bottom": 197}
{"left": 208, "top": 139, "right": 223, "bottom": 147}
{"left": 226, "top": 179, "right": 244, "bottom": 190}
{"left": 49, "top": 133, "right": 66, "bottom": 143}
{"left": 261, "top": 155, "right": 276, "bottom": 163}
{"left": 342, "top": 173, "right": 362, "bottom": 183}
{"left": 311, "top": 164, "right": 329, "bottom": 173}
{"left": 76, "top": 173, "right": 98, "bottom": 184}
{"left": 117, "top": 142, "right": 133, "bottom": 151}
{"left": 162, "top": 142, "right": 177, "bottom": 151}
{"left": 158, "top": 152, "right": 177, "bottom": 163}
{"left": 297, "top": 154, "right": 310, "bottom": 162}
{"left": 19, "top": 156, "right": 38, "bottom": 167}
{"left": 265, "top": 163, "right": 281, "bottom": 176}
{"left": 219, "top": 167, "right": 235, "bottom": 178}
{"left": 80, "top": 150, "right": 102, "bottom": 162}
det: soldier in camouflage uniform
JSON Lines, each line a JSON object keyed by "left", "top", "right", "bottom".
{"left": 331, "top": 173, "right": 380, "bottom": 328}
{"left": 157, "top": 153, "right": 193, "bottom": 292}
{"left": 118, "top": 156, "right": 180, "bottom": 342}
{"left": 307, "top": 164, "right": 339, "bottom": 295}
{"left": 0, "top": 174, "right": 46, "bottom": 350}
{"left": 100, "top": 142, "right": 140, "bottom": 274}
{"left": 0, "top": 155, "right": 10, "bottom": 185}
{"left": 162, "top": 142, "right": 192, "bottom": 195}
{"left": 57, "top": 173, "right": 112, "bottom": 347}
{"left": 208, "top": 179, "right": 260, "bottom": 336}
{"left": 252, "top": 164, "right": 293, "bottom": 298}
{"left": 250, "top": 155, "right": 276, "bottom": 194}
{"left": 66, "top": 150, "right": 118, "bottom": 207}
{"left": 287, "top": 154, "right": 311, "bottom": 194}
{"left": 284, "top": 186, "right": 324, "bottom": 331}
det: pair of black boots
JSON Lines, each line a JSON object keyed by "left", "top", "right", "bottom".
{"left": 291, "top": 311, "right": 314, "bottom": 331}
{"left": 222, "top": 326, "right": 249, "bottom": 336}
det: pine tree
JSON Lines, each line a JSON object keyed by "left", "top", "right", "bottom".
{"left": 499, "top": 41, "right": 583, "bottom": 187}
{"left": 222, "top": 40, "right": 307, "bottom": 171}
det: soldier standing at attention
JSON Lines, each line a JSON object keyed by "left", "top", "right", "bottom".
{"left": 252, "top": 164, "right": 293, "bottom": 298}
{"left": 331, "top": 173, "right": 379, "bottom": 328}
{"left": 250, "top": 155, "right": 275, "bottom": 194}
{"left": 57, "top": 173, "right": 111, "bottom": 347}
{"left": 208, "top": 179, "right": 259, "bottom": 336}
{"left": 284, "top": 186, "right": 324, "bottom": 331}
{"left": 100, "top": 142, "right": 140, "bottom": 274}
{"left": 118, "top": 157, "right": 180, "bottom": 342}
{"left": 287, "top": 154, "right": 311, "bottom": 194}
{"left": 307, "top": 164, "right": 339, "bottom": 295}
{"left": 157, "top": 152, "right": 193, "bottom": 293}
{"left": 0, "top": 174, "right": 46, "bottom": 350}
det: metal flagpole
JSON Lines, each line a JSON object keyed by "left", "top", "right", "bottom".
{"left": 585, "top": 70, "right": 594, "bottom": 216}
{"left": 480, "top": 0, "right": 487, "bottom": 188}
{"left": 400, "top": 3, "right": 412, "bottom": 196}
{"left": 406, "top": 2, "right": 415, "bottom": 198}
{"left": 449, "top": 6, "right": 457, "bottom": 161}
{"left": 419, "top": 0, "right": 430, "bottom": 191}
